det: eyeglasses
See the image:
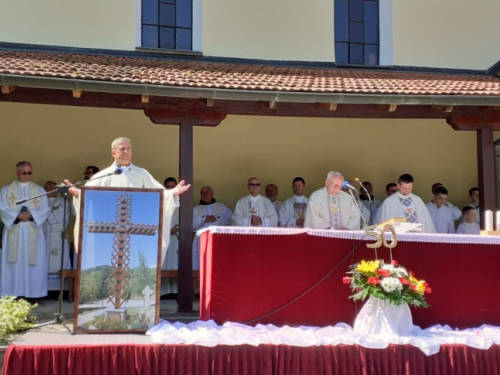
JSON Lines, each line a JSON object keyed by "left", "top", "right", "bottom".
{"left": 84, "top": 171, "right": 92, "bottom": 175}
{"left": 21, "top": 172, "right": 33, "bottom": 175}
{"left": 248, "top": 183, "right": 261, "bottom": 187}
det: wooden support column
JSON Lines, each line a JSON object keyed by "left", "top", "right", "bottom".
{"left": 178, "top": 119, "right": 194, "bottom": 312}
{"left": 477, "top": 128, "right": 496, "bottom": 229}
{"left": 145, "top": 105, "right": 227, "bottom": 312}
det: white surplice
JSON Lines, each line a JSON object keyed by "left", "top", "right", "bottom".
{"left": 376, "top": 192, "right": 436, "bottom": 233}
{"left": 232, "top": 195, "right": 278, "bottom": 227}
{"left": 279, "top": 195, "right": 309, "bottom": 228}
{"left": 73, "top": 163, "right": 179, "bottom": 268}
{"left": 44, "top": 196, "right": 72, "bottom": 291}
{"left": 304, "top": 188, "right": 361, "bottom": 230}
{"left": 426, "top": 202, "right": 455, "bottom": 234}
{"left": 192, "top": 202, "right": 232, "bottom": 269}
{"left": 0, "top": 181, "right": 50, "bottom": 298}
{"left": 456, "top": 221, "right": 480, "bottom": 235}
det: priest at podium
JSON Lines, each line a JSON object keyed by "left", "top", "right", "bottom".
{"left": 376, "top": 174, "right": 436, "bottom": 233}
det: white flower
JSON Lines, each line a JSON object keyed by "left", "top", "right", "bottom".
{"left": 381, "top": 264, "right": 408, "bottom": 277}
{"left": 380, "top": 277, "right": 403, "bottom": 293}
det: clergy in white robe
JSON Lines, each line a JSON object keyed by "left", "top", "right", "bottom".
{"left": 304, "top": 171, "right": 361, "bottom": 230}
{"left": 232, "top": 178, "right": 278, "bottom": 227}
{"left": 265, "top": 184, "right": 282, "bottom": 218}
{"left": 359, "top": 182, "right": 382, "bottom": 225}
{"left": 66, "top": 138, "right": 190, "bottom": 271}
{"left": 0, "top": 162, "right": 50, "bottom": 298}
{"left": 279, "top": 177, "right": 309, "bottom": 228}
{"left": 43, "top": 181, "right": 72, "bottom": 291}
{"left": 425, "top": 187, "right": 455, "bottom": 234}
{"left": 376, "top": 174, "right": 436, "bottom": 233}
{"left": 193, "top": 186, "right": 232, "bottom": 269}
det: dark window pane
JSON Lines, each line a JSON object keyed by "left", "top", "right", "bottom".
{"left": 350, "top": 43, "right": 363, "bottom": 64}
{"left": 350, "top": 0, "right": 363, "bottom": 21}
{"left": 160, "top": 3, "right": 176, "bottom": 26}
{"left": 334, "top": 0, "right": 349, "bottom": 42}
{"left": 364, "top": 44, "right": 378, "bottom": 65}
{"left": 142, "top": 25, "right": 158, "bottom": 48}
{"left": 142, "top": 0, "right": 158, "bottom": 25}
{"left": 176, "top": 28, "right": 192, "bottom": 50}
{"left": 176, "top": 0, "right": 192, "bottom": 28}
{"left": 335, "top": 42, "right": 349, "bottom": 63}
{"left": 160, "top": 0, "right": 175, "bottom": 3}
{"left": 160, "top": 27, "right": 175, "bottom": 49}
{"left": 364, "top": 1, "right": 379, "bottom": 44}
{"left": 350, "top": 21, "right": 364, "bottom": 43}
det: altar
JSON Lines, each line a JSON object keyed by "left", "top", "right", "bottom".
{"left": 199, "top": 227, "right": 500, "bottom": 329}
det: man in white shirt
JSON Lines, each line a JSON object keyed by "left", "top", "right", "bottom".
{"left": 232, "top": 178, "right": 278, "bottom": 227}
{"left": 431, "top": 183, "right": 462, "bottom": 221}
{"left": 0, "top": 161, "right": 50, "bottom": 300}
{"left": 304, "top": 171, "right": 361, "bottom": 230}
{"left": 265, "top": 184, "right": 282, "bottom": 216}
{"left": 377, "top": 174, "right": 436, "bottom": 233}
{"left": 359, "top": 181, "right": 382, "bottom": 225}
{"left": 279, "top": 177, "right": 308, "bottom": 228}
{"left": 426, "top": 186, "right": 455, "bottom": 234}
{"left": 193, "top": 186, "right": 232, "bottom": 269}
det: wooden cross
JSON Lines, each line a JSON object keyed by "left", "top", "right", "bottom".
{"left": 85, "top": 193, "right": 158, "bottom": 309}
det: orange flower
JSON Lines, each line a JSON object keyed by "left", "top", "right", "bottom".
{"left": 367, "top": 277, "right": 381, "bottom": 285}
{"left": 376, "top": 269, "right": 391, "bottom": 277}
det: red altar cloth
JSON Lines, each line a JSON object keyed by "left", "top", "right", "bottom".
{"left": 4, "top": 343, "right": 500, "bottom": 375}
{"left": 199, "top": 229, "right": 500, "bottom": 328}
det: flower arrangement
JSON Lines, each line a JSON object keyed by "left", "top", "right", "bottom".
{"left": 0, "top": 296, "right": 38, "bottom": 341}
{"left": 343, "top": 259, "right": 431, "bottom": 308}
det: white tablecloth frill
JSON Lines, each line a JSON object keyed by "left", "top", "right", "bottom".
{"left": 147, "top": 319, "right": 500, "bottom": 356}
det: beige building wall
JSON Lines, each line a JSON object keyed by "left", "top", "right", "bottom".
{"left": 0, "top": 0, "right": 136, "bottom": 50}
{"left": 392, "top": 0, "right": 500, "bottom": 70}
{"left": 0, "top": 102, "right": 479, "bottom": 212}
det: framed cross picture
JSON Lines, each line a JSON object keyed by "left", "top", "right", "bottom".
{"left": 73, "top": 187, "right": 164, "bottom": 333}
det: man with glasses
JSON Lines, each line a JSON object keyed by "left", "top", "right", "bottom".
{"left": 83, "top": 165, "right": 100, "bottom": 181}
{"left": 385, "top": 183, "right": 398, "bottom": 197}
{"left": 232, "top": 177, "right": 278, "bottom": 227}
{"left": 0, "top": 161, "right": 50, "bottom": 301}
{"left": 305, "top": 171, "right": 361, "bottom": 230}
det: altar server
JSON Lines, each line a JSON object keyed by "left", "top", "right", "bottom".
{"left": 304, "top": 171, "right": 361, "bottom": 230}
{"left": 377, "top": 174, "right": 436, "bottom": 233}
{"left": 426, "top": 187, "right": 455, "bottom": 234}
{"left": 456, "top": 206, "right": 480, "bottom": 235}
{"left": 0, "top": 161, "right": 50, "bottom": 299}
{"left": 192, "top": 186, "right": 232, "bottom": 269}
{"left": 279, "top": 177, "right": 308, "bottom": 228}
{"left": 232, "top": 177, "right": 278, "bottom": 227}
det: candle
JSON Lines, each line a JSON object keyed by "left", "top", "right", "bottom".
{"left": 497, "top": 211, "right": 500, "bottom": 231}
{"left": 485, "top": 210, "right": 493, "bottom": 231}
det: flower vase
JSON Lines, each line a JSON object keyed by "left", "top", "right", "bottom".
{"left": 353, "top": 295, "right": 414, "bottom": 336}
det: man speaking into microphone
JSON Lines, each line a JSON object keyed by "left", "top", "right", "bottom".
{"left": 304, "top": 171, "right": 360, "bottom": 230}
{"left": 64, "top": 137, "right": 190, "bottom": 266}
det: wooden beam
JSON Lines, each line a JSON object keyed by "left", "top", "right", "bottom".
{"left": 144, "top": 106, "right": 227, "bottom": 126}
{"left": 477, "top": 129, "right": 496, "bottom": 229}
{"left": 388, "top": 104, "right": 397, "bottom": 112}
{"left": 141, "top": 94, "right": 149, "bottom": 103}
{"left": 447, "top": 115, "right": 500, "bottom": 130}
{"left": 432, "top": 105, "right": 454, "bottom": 113}
{"left": 72, "top": 89, "right": 83, "bottom": 98}
{"left": 206, "top": 98, "right": 215, "bottom": 107}
{"left": 1, "top": 85, "right": 15, "bottom": 94}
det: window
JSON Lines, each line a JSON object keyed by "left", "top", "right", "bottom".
{"left": 141, "top": 0, "right": 193, "bottom": 51}
{"left": 334, "top": 0, "right": 379, "bottom": 65}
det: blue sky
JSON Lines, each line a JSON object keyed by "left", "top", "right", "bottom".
{"left": 81, "top": 190, "right": 162, "bottom": 270}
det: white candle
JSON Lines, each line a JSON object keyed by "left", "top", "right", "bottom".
{"left": 496, "top": 211, "right": 500, "bottom": 231}
{"left": 485, "top": 210, "right": 494, "bottom": 231}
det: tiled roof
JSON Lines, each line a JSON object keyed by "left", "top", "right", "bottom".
{"left": 1, "top": 50, "right": 500, "bottom": 96}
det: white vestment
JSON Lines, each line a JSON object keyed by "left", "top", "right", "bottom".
{"left": 446, "top": 202, "right": 462, "bottom": 221}
{"left": 304, "top": 188, "right": 361, "bottom": 230}
{"left": 161, "top": 207, "right": 179, "bottom": 295}
{"left": 192, "top": 202, "right": 232, "bottom": 269}
{"left": 426, "top": 202, "right": 455, "bottom": 234}
{"left": 271, "top": 200, "right": 282, "bottom": 218}
{"left": 377, "top": 192, "right": 436, "bottom": 233}
{"left": 44, "top": 196, "right": 72, "bottom": 291}
{"left": 0, "top": 181, "right": 50, "bottom": 297}
{"left": 232, "top": 195, "right": 278, "bottom": 227}
{"left": 279, "top": 195, "right": 309, "bottom": 228}
{"left": 456, "top": 221, "right": 480, "bottom": 235}
{"left": 73, "top": 163, "right": 179, "bottom": 268}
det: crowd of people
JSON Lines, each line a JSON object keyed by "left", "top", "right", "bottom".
{"left": 0, "top": 136, "right": 482, "bottom": 301}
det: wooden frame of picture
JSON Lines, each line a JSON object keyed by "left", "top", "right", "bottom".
{"left": 73, "top": 186, "right": 164, "bottom": 334}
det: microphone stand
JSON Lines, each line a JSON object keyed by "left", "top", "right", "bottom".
{"left": 18, "top": 171, "right": 119, "bottom": 332}
{"left": 347, "top": 189, "right": 368, "bottom": 228}
{"left": 356, "top": 179, "right": 372, "bottom": 225}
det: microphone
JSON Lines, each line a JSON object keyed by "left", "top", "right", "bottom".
{"left": 342, "top": 180, "right": 356, "bottom": 190}
{"left": 355, "top": 178, "right": 371, "bottom": 202}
